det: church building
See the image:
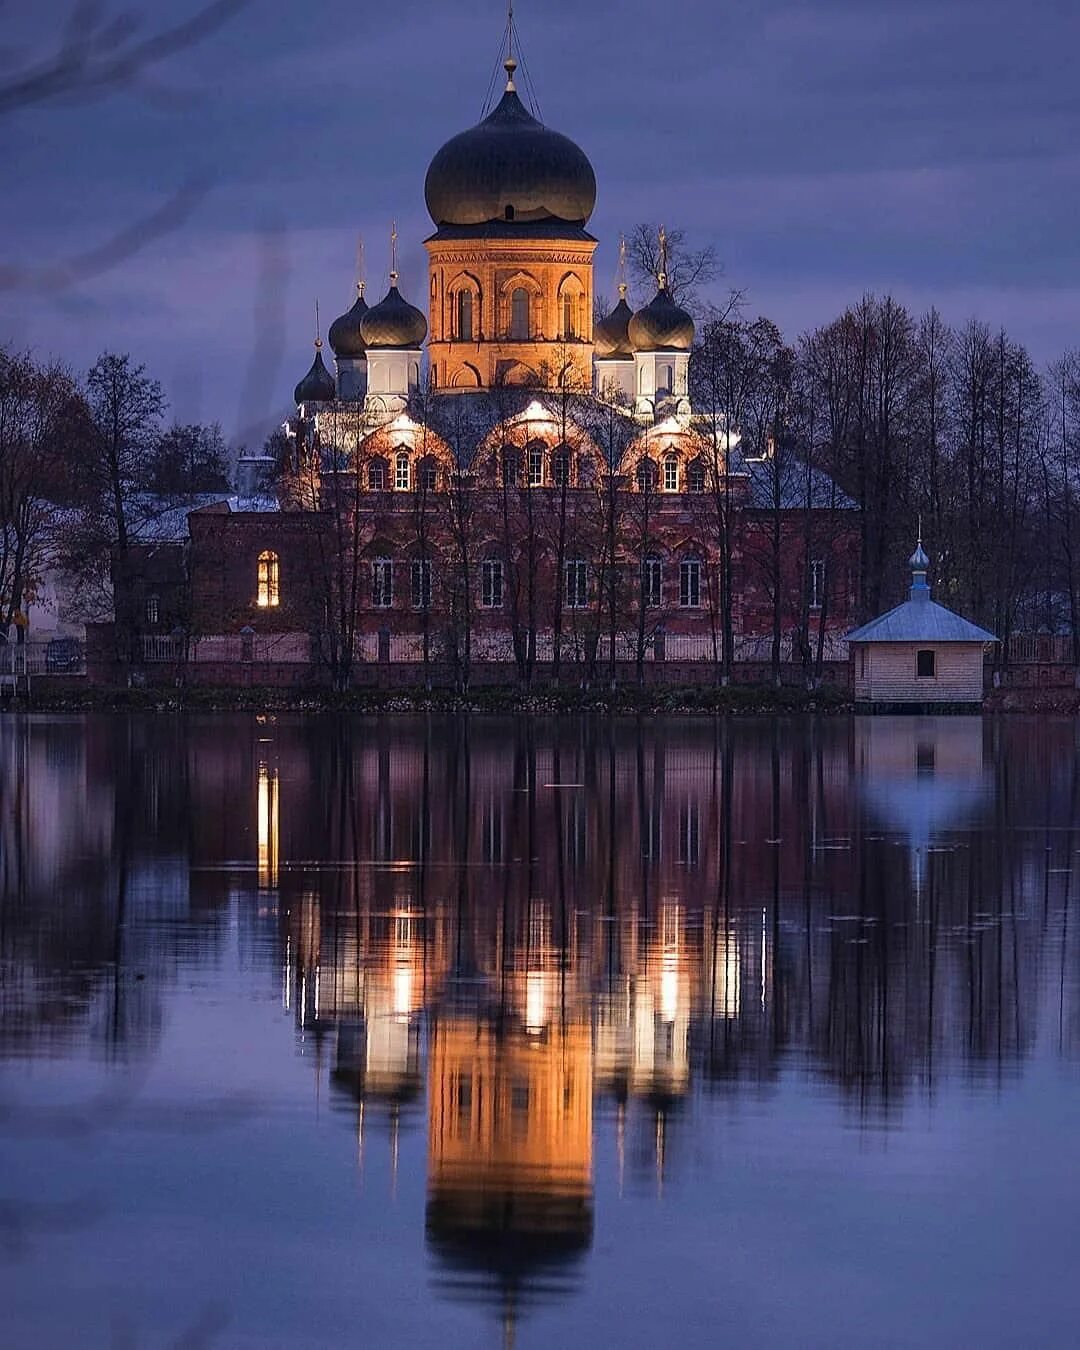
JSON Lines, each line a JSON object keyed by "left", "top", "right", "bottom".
{"left": 177, "top": 21, "right": 858, "bottom": 685}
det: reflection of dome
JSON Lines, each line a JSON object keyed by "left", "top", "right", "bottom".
{"left": 360, "top": 283, "right": 428, "bottom": 349}
{"left": 328, "top": 285, "right": 369, "bottom": 358}
{"left": 629, "top": 284, "right": 695, "bottom": 352}
{"left": 425, "top": 61, "right": 596, "bottom": 229}
{"left": 294, "top": 344, "right": 336, "bottom": 405}
{"left": 594, "top": 295, "right": 634, "bottom": 357}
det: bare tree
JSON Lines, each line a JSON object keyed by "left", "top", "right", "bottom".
{"left": 627, "top": 224, "right": 719, "bottom": 310}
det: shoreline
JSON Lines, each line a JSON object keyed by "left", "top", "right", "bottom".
{"left": 2, "top": 684, "right": 1076, "bottom": 716}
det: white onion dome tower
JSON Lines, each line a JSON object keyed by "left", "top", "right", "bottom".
{"left": 424, "top": 58, "right": 597, "bottom": 230}
{"left": 628, "top": 245, "right": 695, "bottom": 422}
{"left": 294, "top": 338, "right": 336, "bottom": 408}
{"left": 361, "top": 267, "right": 427, "bottom": 420}
{"left": 328, "top": 283, "right": 369, "bottom": 402}
{"left": 593, "top": 283, "right": 636, "bottom": 404}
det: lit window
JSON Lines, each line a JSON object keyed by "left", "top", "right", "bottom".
{"left": 809, "top": 559, "right": 825, "bottom": 610}
{"left": 510, "top": 287, "right": 530, "bottom": 340}
{"left": 663, "top": 455, "right": 679, "bottom": 492}
{"left": 680, "top": 558, "right": 701, "bottom": 608}
{"left": 916, "top": 649, "right": 936, "bottom": 678}
{"left": 565, "top": 559, "right": 589, "bottom": 609}
{"left": 394, "top": 452, "right": 410, "bottom": 492}
{"left": 528, "top": 445, "right": 544, "bottom": 488}
{"left": 687, "top": 459, "right": 705, "bottom": 493}
{"left": 257, "top": 551, "right": 280, "bottom": 608}
{"left": 368, "top": 459, "right": 386, "bottom": 491}
{"left": 411, "top": 559, "right": 432, "bottom": 609}
{"left": 642, "top": 557, "right": 662, "bottom": 608}
{"left": 456, "top": 290, "right": 473, "bottom": 342}
{"left": 372, "top": 558, "right": 393, "bottom": 608}
{"left": 145, "top": 595, "right": 160, "bottom": 625}
{"left": 636, "top": 459, "right": 658, "bottom": 493}
{"left": 481, "top": 558, "right": 503, "bottom": 608}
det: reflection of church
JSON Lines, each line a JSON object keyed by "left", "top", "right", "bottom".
{"left": 181, "top": 15, "right": 857, "bottom": 655}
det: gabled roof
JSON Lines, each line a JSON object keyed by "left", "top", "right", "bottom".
{"left": 847, "top": 598, "right": 996, "bottom": 644}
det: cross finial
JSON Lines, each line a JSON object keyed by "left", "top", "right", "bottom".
{"left": 355, "top": 234, "right": 365, "bottom": 296}
{"left": 617, "top": 234, "right": 628, "bottom": 299}
{"left": 314, "top": 298, "right": 322, "bottom": 348}
{"left": 657, "top": 224, "right": 669, "bottom": 289}
{"left": 917, "top": 512, "right": 923, "bottom": 547}
{"left": 390, "top": 221, "right": 398, "bottom": 286}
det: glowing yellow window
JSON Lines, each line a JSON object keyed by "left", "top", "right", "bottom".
{"left": 257, "top": 551, "right": 280, "bottom": 608}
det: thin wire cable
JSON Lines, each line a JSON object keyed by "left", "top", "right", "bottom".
{"left": 480, "top": 15, "right": 512, "bottom": 116}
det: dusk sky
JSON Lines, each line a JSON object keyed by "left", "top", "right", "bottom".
{"left": 1, "top": 0, "right": 1077, "bottom": 446}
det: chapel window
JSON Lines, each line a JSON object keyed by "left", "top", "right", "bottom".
{"left": 528, "top": 444, "right": 544, "bottom": 488}
{"left": 680, "top": 558, "right": 702, "bottom": 608}
{"left": 663, "top": 455, "right": 679, "bottom": 492}
{"left": 510, "top": 287, "right": 530, "bottom": 340}
{"left": 394, "top": 452, "right": 411, "bottom": 492}
{"left": 636, "top": 459, "right": 658, "bottom": 493}
{"left": 257, "top": 551, "right": 280, "bottom": 608}
{"left": 368, "top": 459, "right": 387, "bottom": 491}
{"left": 457, "top": 290, "right": 473, "bottom": 342}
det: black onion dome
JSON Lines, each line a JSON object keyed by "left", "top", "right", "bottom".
{"left": 294, "top": 345, "right": 336, "bottom": 405}
{"left": 594, "top": 295, "right": 634, "bottom": 358}
{"left": 424, "top": 67, "right": 596, "bottom": 229}
{"left": 328, "top": 287, "right": 369, "bottom": 358}
{"left": 359, "top": 283, "right": 428, "bottom": 349}
{"left": 628, "top": 284, "right": 695, "bottom": 352}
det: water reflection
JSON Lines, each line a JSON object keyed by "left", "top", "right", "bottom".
{"left": 2, "top": 713, "right": 1080, "bottom": 1344}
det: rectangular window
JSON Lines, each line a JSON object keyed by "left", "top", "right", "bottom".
{"left": 368, "top": 461, "right": 386, "bottom": 491}
{"left": 679, "top": 559, "right": 701, "bottom": 608}
{"left": 419, "top": 463, "right": 437, "bottom": 492}
{"left": 565, "top": 559, "right": 589, "bottom": 609}
{"left": 552, "top": 453, "right": 570, "bottom": 487}
{"left": 528, "top": 446, "right": 544, "bottom": 488}
{"left": 687, "top": 461, "right": 705, "bottom": 493}
{"left": 394, "top": 455, "right": 410, "bottom": 492}
{"left": 481, "top": 558, "right": 503, "bottom": 609}
{"left": 145, "top": 596, "right": 159, "bottom": 625}
{"left": 916, "top": 649, "right": 936, "bottom": 679}
{"left": 411, "top": 559, "right": 432, "bottom": 609}
{"left": 663, "top": 457, "right": 679, "bottom": 492}
{"left": 642, "top": 557, "right": 662, "bottom": 608}
{"left": 372, "top": 559, "right": 393, "bottom": 608}
{"left": 809, "top": 559, "right": 825, "bottom": 610}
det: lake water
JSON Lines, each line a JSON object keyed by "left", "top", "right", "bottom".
{"left": 1, "top": 713, "right": 1079, "bottom": 1349}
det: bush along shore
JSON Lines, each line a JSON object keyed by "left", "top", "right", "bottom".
{"left": 3, "top": 682, "right": 856, "bottom": 717}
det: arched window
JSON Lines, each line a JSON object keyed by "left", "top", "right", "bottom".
{"left": 687, "top": 459, "right": 706, "bottom": 493}
{"left": 663, "top": 455, "right": 679, "bottom": 492}
{"left": 660, "top": 364, "right": 674, "bottom": 395}
{"left": 456, "top": 290, "right": 473, "bottom": 341}
{"left": 510, "top": 287, "right": 530, "bottom": 340}
{"left": 502, "top": 449, "right": 520, "bottom": 487}
{"left": 552, "top": 449, "right": 571, "bottom": 487}
{"left": 409, "top": 361, "right": 420, "bottom": 391}
{"left": 394, "top": 452, "right": 410, "bottom": 492}
{"left": 562, "top": 293, "right": 576, "bottom": 340}
{"left": 367, "top": 458, "right": 387, "bottom": 491}
{"left": 636, "top": 459, "right": 658, "bottom": 493}
{"left": 257, "top": 551, "right": 280, "bottom": 608}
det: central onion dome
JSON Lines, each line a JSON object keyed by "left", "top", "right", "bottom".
{"left": 328, "top": 284, "right": 369, "bottom": 358}
{"left": 628, "top": 282, "right": 695, "bottom": 352}
{"left": 425, "top": 59, "right": 596, "bottom": 229}
{"left": 359, "top": 280, "right": 428, "bottom": 349}
{"left": 294, "top": 341, "right": 336, "bottom": 405}
{"left": 593, "top": 289, "right": 634, "bottom": 358}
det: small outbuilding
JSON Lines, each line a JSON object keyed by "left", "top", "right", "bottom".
{"left": 847, "top": 542, "right": 997, "bottom": 710}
